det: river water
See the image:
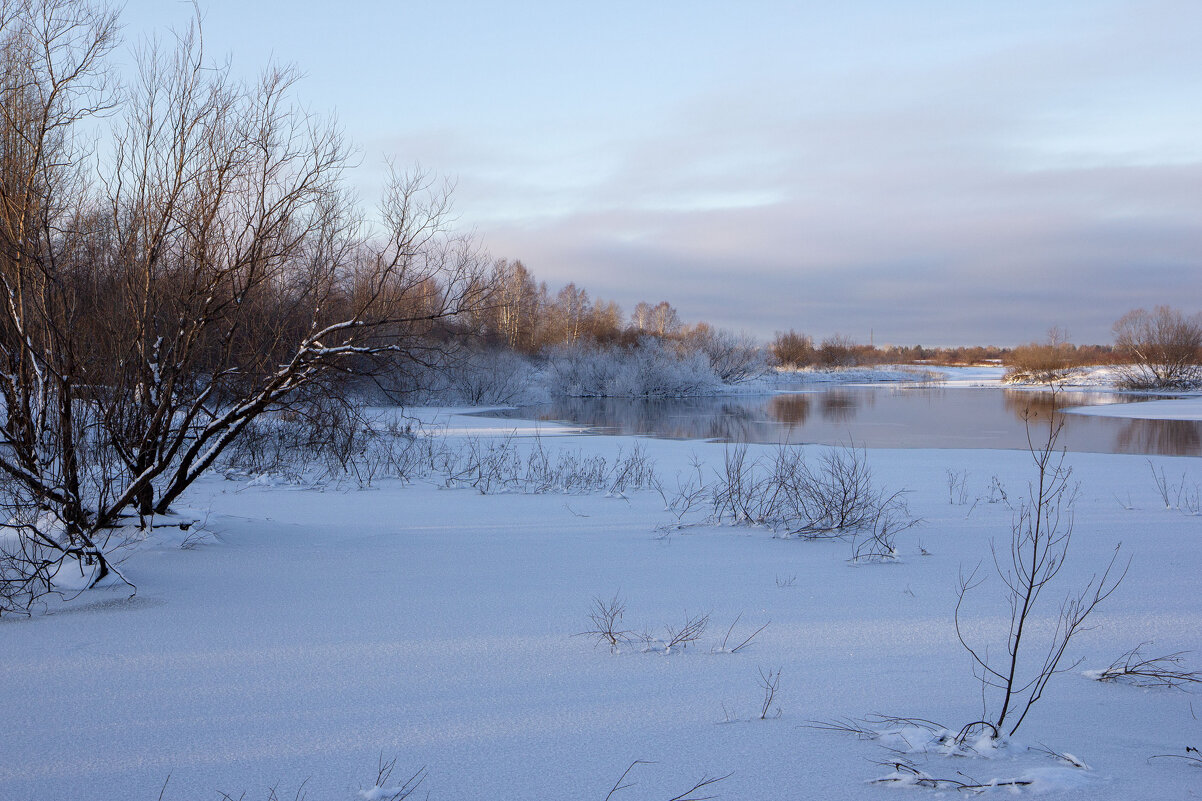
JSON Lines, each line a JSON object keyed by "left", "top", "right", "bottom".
{"left": 480, "top": 387, "right": 1202, "bottom": 456}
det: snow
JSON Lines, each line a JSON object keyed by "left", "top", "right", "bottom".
{"left": 1066, "top": 396, "right": 1202, "bottom": 421}
{"left": 3, "top": 394, "right": 1202, "bottom": 800}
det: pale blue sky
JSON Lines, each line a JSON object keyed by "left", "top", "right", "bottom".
{"left": 118, "top": 1, "right": 1202, "bottom": 345}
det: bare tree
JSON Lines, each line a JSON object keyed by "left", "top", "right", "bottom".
{"left": 0, "top": 0, "right": 123, "bottom": 590}
{"left": 0, "top": 0, "right": 487, "bottom": 604}
{"left": 1113, "top": 305, "right": 1202, "bottom": 388}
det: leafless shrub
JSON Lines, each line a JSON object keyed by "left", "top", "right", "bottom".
{"left": 1149, "top": 460, "right": 1177, "bottom": 509}
{"left": 653, "top": 455, "right": 708, "bottom": 525}
{"left": 819, "top": 334, "right": 859, "bottom": 368}
{"left": 987, "top": 475, "right": 1010, "bottom": 506}
{"left": 680, "top": 325, "right": 766, "bottom": 384}
{"left": 664, "top": 612, "right": 710, "bottom": 653}
{"left": 1113, "top": 306, "right": 1202, "bottom": 389}
{"left": 0, "top": 486, "right": 136, "bottom": 616}
{"left": 770, "top": 330, "right": 815, "bottom": 368}
{"left": 1003, "top": 330, "right": 1082, "bottom": 384}
{"left": 438, "top": 435, "right": 657, "bottom": 496}
{"left": 703, "top": 443, "right": 917, "bottom": 552}
{"left": 579, "top": 593, "right": 632, "bottom": 652}
{"left": 1148, "top": 460, "right": 1201, "bottom": 514}
{"left": 443, "top": 347, "right": 538, "bottom": 405}
{"left": 946, "top": 469, "right": 970, "bottom": 505}
{"left": 0, "top": 526, "right": 51, "bottom": 617}
{"left": 757, "top": 667, "right": 782, "bottom": 720}
{"left": 1091, "top": 643, "right": 1202, "bottom": 689}
{"left": 850, "top": 496, "right": 920, "bottom": 563}
{"left": 221, "top": 403, "right": 426, "bottom": 488}
{"left": 955, "top": 392, "right": 1128, "bottom": 738}
{"left": 608, "top": 443, "right": 656, "bottom": 495}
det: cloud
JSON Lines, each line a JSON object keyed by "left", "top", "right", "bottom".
{"left": 355, "top": 1, "right": 1202, "bottom": 345}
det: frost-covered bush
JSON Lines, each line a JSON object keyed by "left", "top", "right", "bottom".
{"left": 545, "top": 339, "right": 722, "bottom": 397}
{"left": 680, "top": 325, "right": 767, "bottom": 383}
{"left": 374, "top": 348, "right": 542, "bottom": 406}
{"left": 443, "top": 348, "right": 542, "bottom": 405}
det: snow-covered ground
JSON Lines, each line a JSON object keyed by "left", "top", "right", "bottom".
{"left": 1067, "top": 397, "right": 1202, "bottom": 421}
{"left": 3, "top": 394, "right": 1202, "bottom": 800}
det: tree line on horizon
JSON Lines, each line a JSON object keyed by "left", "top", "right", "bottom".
{"left": 470, "top": 258, "right": 1202, "bottom": 388}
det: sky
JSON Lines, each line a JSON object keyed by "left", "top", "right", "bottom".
{"left": 116, "top": 0, "right": 1202, "bottom": 346}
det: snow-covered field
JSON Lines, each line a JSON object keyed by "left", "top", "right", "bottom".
{"left": 3, "top": 390, "right": 1202, "bottom": 800}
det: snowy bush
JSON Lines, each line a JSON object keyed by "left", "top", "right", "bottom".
{"left": 703, "top": 443, "right": 916, "bottom": 556}
{"left": 545, "top": 339, "right": 722, "bottom": 398}
{"left": 444, "top": 348, "right": 542, "bottom": 405}
{"left": 680, "top": 325, "right": 768, "bottom": 383}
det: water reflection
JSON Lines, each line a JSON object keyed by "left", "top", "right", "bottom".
{"left": 770, "top": 394, "right": 811, "bottom": 427}
{"left": 1002, "top": 390, "right": 1064, "bottom": 422}
{"left": 1116, "top": 418, "right": 1201, "bottom": 457}
{"left": 820, "top": 390, "right": 859, "bottom": 422}
{"left": 487, "top": 387, "right": 1201, "bottom": 456}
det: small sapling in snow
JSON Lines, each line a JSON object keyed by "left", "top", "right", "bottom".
{"left": 955, "top": 390, "right": 1128, "bottom": 738}
{"left": 757, "top": 667, "right": 782, "bottom": 720}
{"left": 579, "top": 593, "right": 632, "bottom": 652}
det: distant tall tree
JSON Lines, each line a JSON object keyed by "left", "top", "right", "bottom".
{"left": 491, "top": 259, "right": 541, "bottom": 352}
{"left": 587, "top": 299, "right": 624, "bottom": 343}
{"left": 631, "top": 300, "right": 680, "bottom": 338}
{"left": 555, "top": 282, "right": 590, "bottom": 345}
{"left": 631, "top": 301, "right": 654, "bottom": 334}
{"left": 649, "top": 301, "right": 681, "bottom": 338}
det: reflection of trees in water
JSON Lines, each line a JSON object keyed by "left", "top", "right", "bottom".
{"left": 1000, "top": 390, "right": 1154, "bottom": 423}
{"left": 535, "top": 397, "right": 770, "bottom": 441}
{"left": 999, "top": 390, "right": 1201, "bottom": 456}
{"left": 698, "top": 403, "right": 759, "bottom": 442}
{"left": 1117, "top": 419, "right": 1201, "bottom": 456}
{"left": 770, "top": 394, "right": 811, "bottom": 427}
{"left": 821, "top": 391, "right": 859, "bottom": 422}
{"left": 1001, "top": 390, "right": 1078, "bottom": 423}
